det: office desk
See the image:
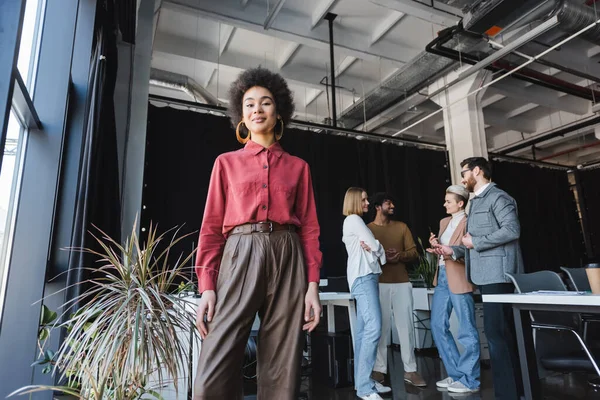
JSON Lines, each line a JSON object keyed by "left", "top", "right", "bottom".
{"left": 483, "top": 293, "right": 600, "bottom": 400}
{"left": 319, "top": 292, "right": 356, "bottom": 347}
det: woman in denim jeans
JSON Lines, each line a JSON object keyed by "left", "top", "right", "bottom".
{"left": 428, "top": 185, "right": 480, "bottom": 394}
{"left": 342, "top": 187, "right": 392, "bottom": 400}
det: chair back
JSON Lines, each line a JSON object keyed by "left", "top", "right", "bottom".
{"left": 560, "top": 267, "right": 591, "bottom": 292}
{"left": 507, "top": 271, "right": 583, "bottom": 375}
{"left": 506, "top": 271, "right": 576, "bottom": 327}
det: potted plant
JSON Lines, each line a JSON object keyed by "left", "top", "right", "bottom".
{"left": 11, "top": 222, "right": 199, "bottom": 399}
{"left": 413, "top": 237, "right": 437, "bottom": 289}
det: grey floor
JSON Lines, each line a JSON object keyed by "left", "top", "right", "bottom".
{"left": 243, "top": 347, "right": 600, "bottom": 400}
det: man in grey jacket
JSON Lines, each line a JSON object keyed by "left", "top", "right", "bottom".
{"left": 429, "top": 157, "right": 523, "bottom": 399}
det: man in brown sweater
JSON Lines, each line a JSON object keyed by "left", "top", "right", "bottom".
{"left": 368, "top": 192, "right": 425, "bottom": 387}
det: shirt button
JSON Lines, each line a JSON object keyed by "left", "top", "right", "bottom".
{"left": 262, "top": 184, "right": 267, "bottom": 188}
{"left": 263, "top": 165, "right": 268, "bottom": 169}
{"left": 262, "top": 205, "right": 267, "bottom": 210}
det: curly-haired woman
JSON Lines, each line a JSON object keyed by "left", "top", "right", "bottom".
{"left": 193, "top": 67, "right": 322, "bottom": 400}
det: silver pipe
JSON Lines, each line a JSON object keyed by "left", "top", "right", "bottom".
{"left": 149, "top": 68, "right": 218, "bottom": 105}
{"left": 392, "top": 16, "right": 600, "bottom": 137}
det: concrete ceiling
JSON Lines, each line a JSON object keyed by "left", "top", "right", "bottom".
{"left": 148, "top": 0, "right": 600, "bottom": 167}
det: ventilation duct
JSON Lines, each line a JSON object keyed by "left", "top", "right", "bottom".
{"left": 340, "top": 0, "right": 600, "bottom": 130}
{"left": 149, "top": 68, "right": 218, "bottom": 105}
{"left": 338, "top": 31, "right": 482, "bottom": 129}
{"left": 464, "top": 0, "right": 600, "bottom": 45}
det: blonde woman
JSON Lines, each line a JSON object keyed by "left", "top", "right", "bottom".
{"left": 342, "top": 187, "right": 391, "bottom": 400}
{"left": 429, "top": 185, "right": 480, "bottom": 394}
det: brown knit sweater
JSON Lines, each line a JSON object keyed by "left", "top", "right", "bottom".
{"left": 367, "top": 221, "right": 419, "bottom": 283}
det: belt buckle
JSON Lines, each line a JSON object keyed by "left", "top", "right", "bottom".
{"left": 267, "top": 222, "right": 273, "bottom": 233}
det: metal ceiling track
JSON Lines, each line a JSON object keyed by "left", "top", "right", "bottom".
{"left": 148, "top": 94, "right": 447, "bottom": 151}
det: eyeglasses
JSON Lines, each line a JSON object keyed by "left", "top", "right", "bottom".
{"left": 460, "top": 167, "right": 473, "bottom": 178}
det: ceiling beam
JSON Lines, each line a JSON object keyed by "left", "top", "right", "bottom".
{"left": 277, "top": 42, "right": 301, "bottom": 69}
{"left": 369, "top": 0, "right": 460, "bottom": 27}
{"left": 521, "top": 41, "right": 600, "bottom": 84}
{"left": 311, "top": 0, "right": 339, "bottom": 29}
{"left": 489, "top": 79, "right": 589, "bottom": 115}
{"left": 355, "top": 92, "right": 428, "bottom": 132}
{"left": 433, "top": 108, "right": 536, "bottom": 133}
{"left": 480, "top": 92, "right": 505, "bottom": 108}
{"left": 504, "top": 103, "right": 537, "bottom": 119}
{"left": 153, "top": 32, "right": 380, "bottom": 93}
{"left": 484, "top": 108, "right": 536, "bottom": 133}
{"left": 305, "top": 89, "right": 323, "bottom": 107}
{"left": 370, "top": 11, "right": 405, "bottom": 46}
{"left": 204, "top": 68, "right": 216, "bottom": 88}
{"left": 162, "top": 0, "right": 419, "bottom": 64}
{"left": 219, "top": 25, "right": 236, "bottom": 56}
{"left": 264, "top": 0, "right": 287, "bottom": 30}
{"left": 335, "top": 56, "right": 357, "bottom": 78}
{"left": 588, "top": 45, "right": 600, "bottom": 59}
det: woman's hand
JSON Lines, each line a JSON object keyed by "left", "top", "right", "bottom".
{"left": 303, "top": 282, "right": 321, "bottom": 332}
{"left": 360, "top": 240, "right": 372, "bottom": 252}
{"left": 427, "top": 244, "right": 453, "bottom": 256}
{"left": 429, "top": 232, "right": 439, "bottom": 247}
{"left": 196, "top": 290, "right": 216, "bottom": 339}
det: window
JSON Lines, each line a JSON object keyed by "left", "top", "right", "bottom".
{"left": 0, "top": 112, "right": 26, "bottom": 315}
{"left": 17, "top": 0, "right": 45, "bottom": 89}
{"left": 0, "top": 0, "right": 45, "bottom": 320}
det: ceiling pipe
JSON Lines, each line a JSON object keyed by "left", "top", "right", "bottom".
{"left": 393, "top": 20, "right": 600, "bottom": 137}
{"left": 149, "top": 68, "right": 219, "bottom": 105}
{"left": 426, "top": 24, "right": 600, "bottom": 101}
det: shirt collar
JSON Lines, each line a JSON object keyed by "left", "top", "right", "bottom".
{"left": 244, "top": 140, "right": 284, "bottom": 158}
{"left": 474, "top": 182, "right": 491, "bottom": 197}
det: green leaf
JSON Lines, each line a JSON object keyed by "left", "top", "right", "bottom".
{"left": 38, "top": 328, "right": 49, "bottom": 341}
{"left": 42, "top": 365, "right": 51, "bottom": 374}
{"left": 40, "top": 305, "right": 58, "bottom": 325}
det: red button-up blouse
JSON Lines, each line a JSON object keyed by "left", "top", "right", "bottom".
{"left": 195, "top": 140, "right": 322, "bottom": 292}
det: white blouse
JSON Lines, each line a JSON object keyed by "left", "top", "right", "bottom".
{"left": 342, "top": 214, "right": 386, "bottom": 291}
{"left": 438, "top": 210, "right": 466, "bottom": 266}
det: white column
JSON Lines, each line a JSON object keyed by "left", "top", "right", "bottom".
{"left": 431, "top": 67, "right": 490, "bottom": 184}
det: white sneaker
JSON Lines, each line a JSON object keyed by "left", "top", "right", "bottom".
{"left": 436, "top": 377, "right": 454, "bottom": 388}
{"left": 447, "top": 381, "right": 480, "bottom": 393}
{"left": 374, "top": 381, "right": 392, "bottom": 394}
{"left": 359, "top": 394, "right": 384, "bottom": 400}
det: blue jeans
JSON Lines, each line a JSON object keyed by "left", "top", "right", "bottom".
{"left": 351, "top": 273, "right": 382, "bottom": 397}
{"left": 431, "top": 266, "right": 480, "bottom": 390}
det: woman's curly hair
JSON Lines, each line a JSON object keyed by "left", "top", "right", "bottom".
{"left": 228, "top": 67, "right": 295, "bottom": 128}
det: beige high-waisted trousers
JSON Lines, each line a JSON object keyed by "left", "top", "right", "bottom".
{"left": 194, "top": 228, "right": 307, "bottom": 400}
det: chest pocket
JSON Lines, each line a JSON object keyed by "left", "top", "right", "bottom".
{"left": 470, "top": 209, "right": 492, "bottom": 229}
{"left": 231, "top": 182, "right": 255, "bottom": 195}
{"left": 273, "top": 183, "right": 296, "bottom": 199}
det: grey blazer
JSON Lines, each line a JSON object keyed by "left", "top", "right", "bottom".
{"left": 452, "top": 183, "right": 524, "bottom": 285}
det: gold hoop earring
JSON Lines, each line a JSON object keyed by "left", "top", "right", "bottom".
{"left": 275, "top": 119, "right": 284, "bottom": 141}
{"left": 236, "top": 121, "right": 250, "bottom": 144}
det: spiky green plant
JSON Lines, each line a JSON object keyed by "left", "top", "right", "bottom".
{"left": 11, "top": 222, "right": 199, "bottom": 399}
{"left": 415, "top": 237, "right": 437, "bottom": 288}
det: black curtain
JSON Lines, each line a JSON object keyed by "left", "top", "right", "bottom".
{"left": 141, "top": 105, "right": 450, "bottom": 281}
{"left": 492, "top": 160, "right": 585, "bottom": 272}
{"left": 65, "top": 0, "right": 121, "bottom": 300}
{"left": 579, "top": 167, "right": 600, "bottom": 261}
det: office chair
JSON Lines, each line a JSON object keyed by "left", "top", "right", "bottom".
{"left": 507, "top": 271, "right": 600, "bottom": 387}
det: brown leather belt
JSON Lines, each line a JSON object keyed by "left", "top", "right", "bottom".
{"left": 230, "top": 221, "right": 296, "bottom": 235}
